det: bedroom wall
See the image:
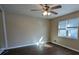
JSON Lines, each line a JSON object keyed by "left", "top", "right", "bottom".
{"left": 50, "top": 11, "right": 79, "bottom": 51}
{"left": 5, "top": 13, "right": 49, "bottom": 48}
{"left": 0, "top": 11, "right": 5, "bottom": 49}
{"left": 0, "top": 12, "right": 3, "bottom": 48}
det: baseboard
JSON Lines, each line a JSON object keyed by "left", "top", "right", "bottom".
{"left": 0, "top": 48, "right": 5, "bottom": 54}
{"left": 7, "top": 43, "right": 36, "bottom": 50}
{"left": 52, "top": 42, "right": 79, "bottom": 53}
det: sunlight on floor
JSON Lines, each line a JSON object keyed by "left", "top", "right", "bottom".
{"left": 44, "top": 44, "right": 52, "bottom": 48}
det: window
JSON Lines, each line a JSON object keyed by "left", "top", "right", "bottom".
{"left": 58, "top": 18, "right": 79, "bottom": 39}
{"left": 58, "top": 20, "right": 67, "bottom": 37}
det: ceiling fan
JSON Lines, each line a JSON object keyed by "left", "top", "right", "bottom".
{"left": 31, "top": 4, "right": 62, "bottom": 16}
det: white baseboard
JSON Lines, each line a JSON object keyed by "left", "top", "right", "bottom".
{"left": 7, "top": 43, "right": 36, "bottom": 50}
{"left": 0, "top": 48, "right": 5, "bottom": 54}
{"left": 52, "top": 42, "right": 79, "bottom": 53}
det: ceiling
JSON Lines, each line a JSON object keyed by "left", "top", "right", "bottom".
{"left": 2, "top": 4, "right": 79, "bottom": 19}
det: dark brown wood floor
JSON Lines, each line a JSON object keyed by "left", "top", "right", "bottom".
{"left": 1, "top": 43, "right": 79, "bottom": 55}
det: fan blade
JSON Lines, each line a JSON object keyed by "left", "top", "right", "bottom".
{"left": 50, "top": 11, "right": 58, "bottom": 14}
{"left": 40, "top": 4, "right": 44, "bottom": 7}
{"left": 31, "top": 9, "right": 41, "bottom": 11}
{"left": 40, "top": 4, "right": 47, "bottom": 6}
{"left": 51, "top": 5, "right": 62, "bottom": 10}
{"left": 45, "top": 4, "right": 48, "bottom": 6}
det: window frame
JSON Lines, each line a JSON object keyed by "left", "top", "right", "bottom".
{"left": 58, "top": 18, "right": 79, "bottom": 40}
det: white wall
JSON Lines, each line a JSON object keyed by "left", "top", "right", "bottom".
{"left": 5, "top": 13, "right": 49, "bottom": 48}
{"left": 0, "top": 12, "right": 3, "bottom": 48}
{"left": 0, "top": 12, "right": 5, "bottom": 49}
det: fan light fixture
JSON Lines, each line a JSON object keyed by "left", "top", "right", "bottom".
{"left": 31, "top": 4, "right": 62, "bottom": 16}
{"left": 42, "top": 11, "right": 51, "bottom": 16}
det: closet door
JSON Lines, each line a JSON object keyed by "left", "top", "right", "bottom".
{"left": 0, "top": 9, "right": 4, "bottom": 49}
